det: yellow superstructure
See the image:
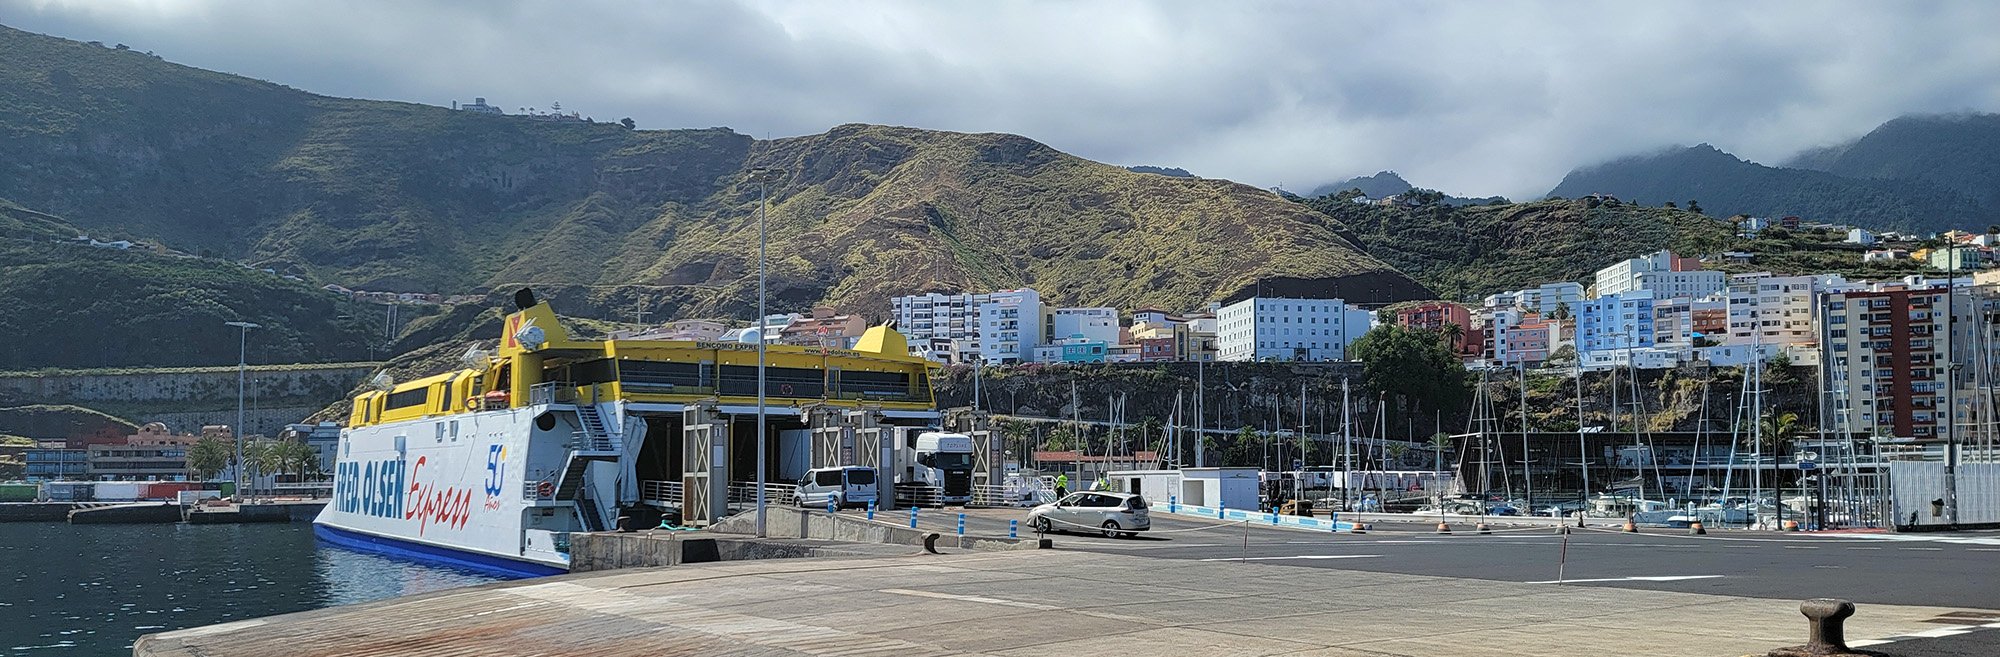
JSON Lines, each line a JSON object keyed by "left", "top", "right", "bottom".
{"left": 349, "top": 291, "right": 936, "bottom": 428}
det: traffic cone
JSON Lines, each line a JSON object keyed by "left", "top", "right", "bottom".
{"left": 1688, "top": 520, "right": 1707, "bottom": 536}
{"left": 1435, "top": 522, "right": 1452, "bottom": 534}
{"left": 1475, "top": 523, "right": 1492, "bottom": 535}
{"left": 1623, "top": 516, "right": 1639, "bottom": 533}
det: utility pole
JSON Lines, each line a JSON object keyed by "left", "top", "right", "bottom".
{"left": 1340, "top": 378, "right": 1352, "bottom": 511}
{"left": 225, "top": 321, "right": 260, "bottom": 499}
{"left": 749, "top": 166, "right": 783, "bottom": 538}
{"left": 1195, "top": 360, "right": 1206, "bottom": 467}
{"left": 1520, "top": 362, "right": 1532, "bottom": 512}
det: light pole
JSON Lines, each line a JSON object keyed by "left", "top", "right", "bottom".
{"left": 225, "top": 321, "right": 260, "bottom": 499}
{"left": 749, "top": 167, "right": 784, "bottom": 538}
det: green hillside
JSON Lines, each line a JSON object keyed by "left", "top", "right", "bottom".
{"left": 1546, "top": 144, "right": 1993, "bottom": 233}
{"left": 0, "top": 200, "right": 385, "bottom": 369}
{"left": 1297, "top": 191, "right": 1942, "bottom": 300}
{"left": 0, "top": 25, "right": 1429, "bottom": 329}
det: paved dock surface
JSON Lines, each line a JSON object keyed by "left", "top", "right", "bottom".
{"left": 136, "top": 548, "right": 1989, "bottom": 657}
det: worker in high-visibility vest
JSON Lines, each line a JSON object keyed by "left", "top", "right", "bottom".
{"left": 1054, "top": 473, "right": 1069, "bottom": 499}
{"left": 1093, "top": 476, "right": 1109, "bottom": 491}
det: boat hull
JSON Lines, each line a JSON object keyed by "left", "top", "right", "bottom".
{"left": 314, "top": 405, "right": 589, "bottom": 577}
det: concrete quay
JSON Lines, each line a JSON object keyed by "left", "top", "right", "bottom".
{"left": 134, "top": 548, "right": 1984, "bottom": 657}
{"left": 183, "top": 499, "right": 326, "bottom": 524}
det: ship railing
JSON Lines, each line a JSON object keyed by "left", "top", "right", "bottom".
{"left": 640, "top": 480, "right": 683, "bottom": 506}
{"left": 728, "top": 482, "right": 800, "bottom": 506}
{"left": 529, "top": 382, "right": 576, "bottom": 406}
{"left": 969, "top": 484, "right": 1031, "bottom": 508}
{"left": 895, "top": 483, "right": 944, "bottom": 508}
{"left": 568, "top": 430, "right": 618, "bottom": 454}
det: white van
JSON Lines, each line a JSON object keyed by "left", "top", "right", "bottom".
{"left": 793, "top": 466, "right": 880, "bottom": 509}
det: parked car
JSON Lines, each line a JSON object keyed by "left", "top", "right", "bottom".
{"left": 793, "top": 466, "right": 879, "bottom": 509}
{"left": 1025, "top": 491, "right": 1150, "bottom": 538}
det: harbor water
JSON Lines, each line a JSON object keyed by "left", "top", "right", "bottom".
{"left": 0, "top": 522, "right": 502, "bottom": 657}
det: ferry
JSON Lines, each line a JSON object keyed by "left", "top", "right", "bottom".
{"left": 314, "top": 289, "right": 942, "bottom": 577}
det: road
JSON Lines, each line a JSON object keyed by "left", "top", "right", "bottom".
{"left": 863, "top": 506, "right": 2000, "bottom": 610}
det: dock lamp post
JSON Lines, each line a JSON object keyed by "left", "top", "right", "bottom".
{"left": 225, "top": 321, "right": 260, "bottom": 499}
{"left": 748, "top": 167, "right": 784, "bottom": 538}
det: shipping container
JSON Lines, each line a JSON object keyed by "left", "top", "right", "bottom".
{"left": 142, "top": 482, "right": 200, "bottom": 501}
{"left": 42, "top": 481, "right": 94, "bottom": 502}
{"left": 0, "top": 483, "right": 38, "bottom": 502}
{"left": 93, "top": 481, "right": 145, "bottom": 502}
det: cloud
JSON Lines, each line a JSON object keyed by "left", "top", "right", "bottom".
{"left": 4, "top": 0, "right": 1999, "bottom": 199}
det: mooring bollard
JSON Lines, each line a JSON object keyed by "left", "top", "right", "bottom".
{"left": 1009, "top": 519, "right": 1018, "bottom": 538}
{"left": 1169, "top": 495, "right": 1178, "bottom": 513}
{"left": 866, "top": 500, "right": 876, "bottom": 521}
{"left": 827, "top": 496, "right": 838, "bottom": 514}
{"left": 1270, "top": 511, "right": 1279, "bottom": 525}
{"left": 1218, "top": 501, "right": 1226, "bottom": 519}
{"left": 909, "top": 506, "right": 919, "bottom": 529}
{"left": 957, "top": 512, "right": 966, "bottom": 536}
{"left": 1764, "top": 598, "right": 1861, "bottom": 657}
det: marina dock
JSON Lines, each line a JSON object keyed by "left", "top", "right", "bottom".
{"left": 133, "top": 548, "right": 1980, "bottom": 657}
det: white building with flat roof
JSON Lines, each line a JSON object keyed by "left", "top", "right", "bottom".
{"left": 977, "top": 288, "right": 1043, "bottom": 363}
{"left": 1483, "top": 281, "right": 1584, "bottom": 316}
{"left": 891, "top": 292, "right": 987, "bottom": 360}
{"left": 1047, "top": 307, "right": 1118, "bottom": 347}
{"left": 1595, "top": 250, "right": 1726, "bottom": 299}
{"left": 1214, "top": 297, "right": 1373, "bottom": 362}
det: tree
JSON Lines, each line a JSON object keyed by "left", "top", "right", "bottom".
{"left": 1545, "top": 344, "right": 1578, "bottom": 367}
{"left": 619, "top": 117, "right": 636, "bottom": 129}
{"left": 1752, "top": 410, "right": 1804, "bottom": 456}
{"left": 1550, "top": 302, "right": 1572, "bottom": 321}
{"left": 187, "top": 436, "right": 231, "bottom": 481}
{"left": 1763, "top": 351, "right": 1796, "bottom": 384}
{"left": 1688, "top": 199, "right": 1703, "bottom": 214}
{"left": 1664, "top": 201, "right": 1678, "bottom": 209}
{"left": 1439, "top": 322, "right": 1465, "bottom": 350}
{"left": 1348, "top": 324, "right": 1472, "bottom": 418}
{"left": 1385, "top": 442, "right": 1411, "bottom": 468}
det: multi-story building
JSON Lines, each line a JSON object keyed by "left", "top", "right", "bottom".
{"left": 1032, "top": 335, "right": 1109, "bottom": 364}
{"left": 1137, "top": 337, "right": 1176, "bottom": 361}
{"left": 1046, "top": 307, "right": 1119, "bottom": 347}
{"left": 779, "top": 307, "right": 867, "bottom": 348}
{"left": 1578, "top": 291, "right": 1657, "bottom": 355}
{"left": 280, "top": 421, "right": 343, "bottom": 475}
{"left": 1822, "top": 284, "right": 1971, "bottom": 439}
{"left": 1724, "top": 273, "right": 1848, "bottom": 350}
{"left": 23, "top": 445, "right": 87, "bottom": 481}
{"left": 610, "top": 319, "right": 729, "bottom": 342}
{"left": 86, "top": 423, "right": 194, "bottom": 481}
{"left": 1595, "top": 250, "right": 1726, "bottom": 300}
{"left": 1498, "top": 316, "right": 1553, "bottom": 366}
{"left": 1214, "top": 297, "right": 1373, "bottom": 362}
{"left": 892, "top": 291, "right": 988, "bottom": 360}
{"left": 1483, "top": 282, "right": 1585, "bottom": 316}
{"left": 1653, "top": 295, "right": 1727, "bottom": 345}
{"left": 977, "top": 288, "right": 1043, "bottom": 363}
{"left": 1393, "top": 302, "right": 1478, "bottom": 355}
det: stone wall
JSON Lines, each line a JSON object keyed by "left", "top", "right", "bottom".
{"left": 0, "top": 363, "right": 379, "bottom": 436}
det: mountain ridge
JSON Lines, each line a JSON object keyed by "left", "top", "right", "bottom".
{"left": 0, "top": 24, "right": 1432, "bottom": 332}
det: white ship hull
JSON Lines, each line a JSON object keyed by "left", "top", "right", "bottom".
{"left": 314, "top": 403, "right": 624, "bottom": 577}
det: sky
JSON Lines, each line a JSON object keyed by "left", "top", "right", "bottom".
{"left": 5, "top": 0, "right": 1999, "bottom": 199}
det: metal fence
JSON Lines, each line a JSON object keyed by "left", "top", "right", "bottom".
{"left": 728, "top": 482, "right": 800, "bottom": 506}
{"left": 640, "top": 479, "right": 683, "bottom": 506}
{"left": 895, "top": 484, "right": 942, "bottom": 508}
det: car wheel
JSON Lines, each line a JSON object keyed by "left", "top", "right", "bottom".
{"left": 1034, "top": 517, "right": 1052, "bottom": 533}
{"left": 1100, "top": 520, "right": 1121, "bottom": 538}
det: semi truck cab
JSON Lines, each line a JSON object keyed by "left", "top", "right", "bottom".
{"left": 896, "top": 428, "right": 976, "bottom": 505}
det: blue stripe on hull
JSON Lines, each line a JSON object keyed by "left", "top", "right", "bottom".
{"left": 313, "top": 523, "right": 567, "bottom": 579}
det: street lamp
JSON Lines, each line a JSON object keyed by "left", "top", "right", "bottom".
{"left": 225, "top": 321, "right": 260, "bottom": 499}
{"left": 747, "top": 167, "right": 784, "bottom": 538}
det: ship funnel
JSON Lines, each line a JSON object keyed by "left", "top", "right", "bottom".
{"left": 514, "top": 288, "right": 539, "bottom": 311}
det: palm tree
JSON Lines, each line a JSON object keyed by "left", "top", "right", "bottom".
{"left": 187, "top": 436, "right": 231, "bottom": 481}
{"left": 1752, "top": 410, "right": 1803, "bottom": 457}
{"left": 1385, "top": 442, "right": 1411, "bottom": 468}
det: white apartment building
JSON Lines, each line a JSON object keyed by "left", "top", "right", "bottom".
{"left": 1652, "top": 295, "right": 1725, "bottom": 345}
{"left": 1483, "top": 281, "right": 1584, "bottom": 316}
{"left": 1595, "top": 250, "right": 1726, "bottom": 299}
{"left": 1214, "top": 297, "right": 1373, "bottom": 362}
{"left": 891, "top": 292, "right": 987, "bottom": 359}
{"left": 976, "top": 288, "right": 1043, "bottom": 363}
{"left": 1047, "top": 307, "right": 1119, "bottom": 346}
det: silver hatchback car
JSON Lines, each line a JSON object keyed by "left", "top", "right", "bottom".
{"left": 1025, "top": 491, "right": 1151, "bottom": 538}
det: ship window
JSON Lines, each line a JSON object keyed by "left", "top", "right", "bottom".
{"left": 619, "top": 360, "right": 704, "bottom": 392}
{"left": 720, "top": 365, "right": 828, "bottom": 398}
{"left": 840, "top": 370, "right": 917, "bottom": 400}
{"left": 568, "top": 359, "right": 619, "bottom": 386}
{"left": 386, "top": 387, "right": 429, "bottom": 411}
